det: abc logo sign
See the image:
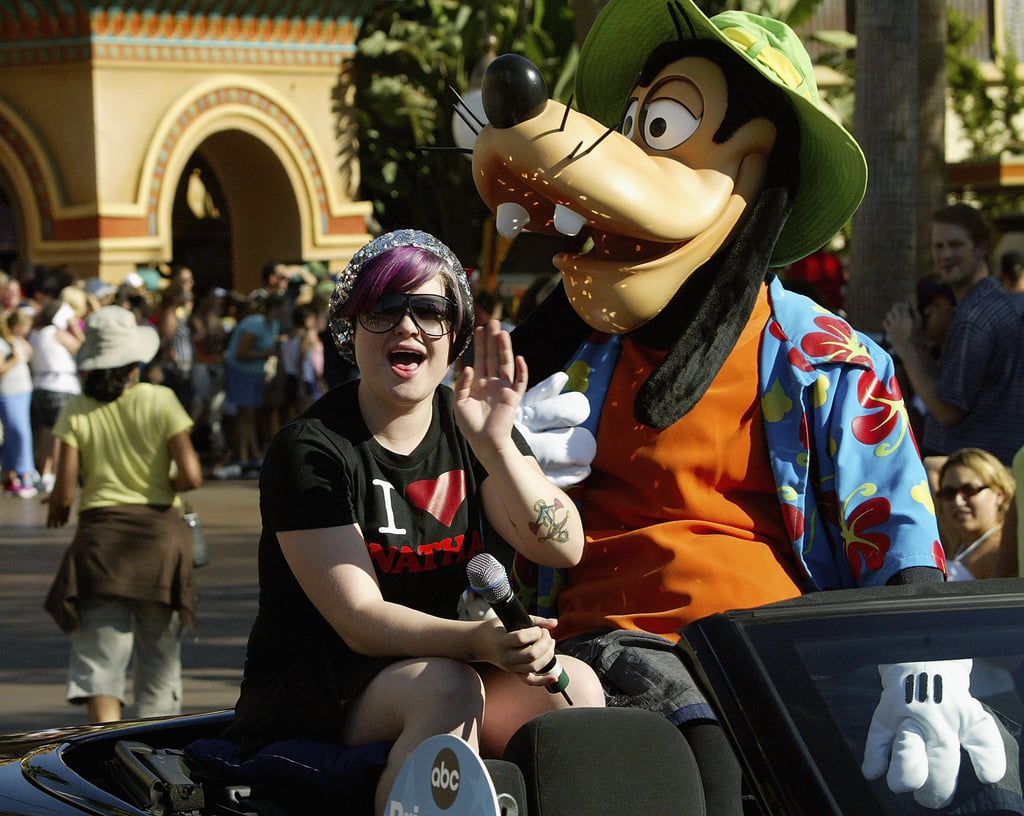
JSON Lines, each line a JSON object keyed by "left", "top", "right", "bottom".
{"left": 430, "top": 747, "right": 461, "bottom": 808}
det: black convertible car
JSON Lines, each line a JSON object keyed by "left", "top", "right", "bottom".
{"left": 3, "top": 579, "right": 1024, "bottom": 815}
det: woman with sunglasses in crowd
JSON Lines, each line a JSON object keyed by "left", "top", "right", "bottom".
{"left": 221, "top": 230, "right": 604, "bottom": 814}
{"left": 936, "top": 447, "right": 1016, "bottom": 581}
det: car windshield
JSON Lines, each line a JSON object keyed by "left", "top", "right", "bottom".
{"left": 681, "top": 579, "right": 1024, "bottom": 815}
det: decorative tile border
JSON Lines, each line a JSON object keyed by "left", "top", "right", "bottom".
{"left": 147, "top": 86, "right": 331, "bottom": 236}
{"left": 0, "top": 9, "right": 359, "bottom": 67}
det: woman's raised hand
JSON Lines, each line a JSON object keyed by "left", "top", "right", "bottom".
{"left": 454, "top": 320, "right": 528, "bottom": 455}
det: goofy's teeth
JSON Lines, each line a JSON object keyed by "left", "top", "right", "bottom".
{"left": 497, "top": 202, "right": 530, "bottom": 239}
{"left": 553, "top": 204, "right": 586, "bottom": 237}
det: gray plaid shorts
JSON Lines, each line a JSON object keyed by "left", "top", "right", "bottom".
{"left": 559, "top": 629, "right": 716, "bottom": 726}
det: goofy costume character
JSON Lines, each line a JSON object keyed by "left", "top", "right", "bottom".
{"left": 467, "top": 0, "right": 1012, "bottom": 811}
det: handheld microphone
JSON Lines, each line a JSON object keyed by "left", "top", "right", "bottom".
{"left": 466, "top": 552, "right": 572, "bottom": 705}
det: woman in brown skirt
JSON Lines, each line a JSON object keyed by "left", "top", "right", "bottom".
{"left": 45, "top": 305, "right": 203, "bottom": 722}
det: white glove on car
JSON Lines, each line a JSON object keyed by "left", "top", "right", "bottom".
{"left": 862, "top": 660, "right": 1006, "bottom": 809}
{"left": 515, "top": 372, "right": 596, "bottom": 489}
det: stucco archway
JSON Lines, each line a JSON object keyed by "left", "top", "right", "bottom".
{"left": 147, "top": 79, "right": 365, "bottom": 293}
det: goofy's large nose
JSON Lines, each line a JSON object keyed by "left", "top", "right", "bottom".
{"left": 481, "top": 54, "right": 549, "bottom": 129}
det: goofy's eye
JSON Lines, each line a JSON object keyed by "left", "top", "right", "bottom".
{"left": 640, "top": 98, "right": 699, "bottom": 151}
{"left": 620, "top": 98, "right": 639, "bottom": 140}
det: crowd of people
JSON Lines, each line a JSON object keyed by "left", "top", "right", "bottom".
{"left": 0, "top": 251, "right": 563, "bottom": 506}
{"left": 0, "top": 258, "right": 352, "bottom": 494}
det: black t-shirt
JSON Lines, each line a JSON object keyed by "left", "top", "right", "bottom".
{"left": 232, "top": 381, "right": 529, "bottom": 737}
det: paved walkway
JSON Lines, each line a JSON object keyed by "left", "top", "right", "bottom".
{"left": 0, "top": 479, "right": 263, "bottom": 734}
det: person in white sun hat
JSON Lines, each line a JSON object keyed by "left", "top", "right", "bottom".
{"left": 44, "top": 305, "right": 203, "bottom": 723}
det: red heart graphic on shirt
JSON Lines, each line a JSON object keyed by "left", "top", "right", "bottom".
{"left": 405, "top": 470, "right": 466, "bottom": 527}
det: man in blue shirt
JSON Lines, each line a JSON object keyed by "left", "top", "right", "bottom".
{"left": 885, "top": 203, "right": 1024, "bottom": 466}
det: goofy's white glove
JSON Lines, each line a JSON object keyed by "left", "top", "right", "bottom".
{"left": 862, "top": 660, "right": 1006, "bottom": 809}
{"left": 515, "top": 372, "right": 596, "bottom": 489}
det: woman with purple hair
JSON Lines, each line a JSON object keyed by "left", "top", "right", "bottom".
{"left": 221, "top": 230, "right": 603, "bottom": 813}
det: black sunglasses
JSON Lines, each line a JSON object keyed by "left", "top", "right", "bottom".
{"left": 357, "top": 293, "right": 456, "bottom": 338}
{"left": 935, "top": 483, "right": 989, "bottom": 502}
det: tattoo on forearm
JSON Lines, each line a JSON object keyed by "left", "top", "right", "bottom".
{"left": 529, "top": 498, "right": 570, "bottom": 544}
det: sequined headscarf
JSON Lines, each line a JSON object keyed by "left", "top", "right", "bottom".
{"left": 329, "top": 229, "right": 475, "bottom": 364}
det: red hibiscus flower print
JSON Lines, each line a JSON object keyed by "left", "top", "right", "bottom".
{"left": 800, "top": 316, "right": 873, "bottom": 367}
{"left": 842, "top": 488, "right": 893, "bottom": 580}
{"left": 851, "top": 370, "right": 910, "bottom": 455}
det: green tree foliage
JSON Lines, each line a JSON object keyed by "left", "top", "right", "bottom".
{"left": 353, "top": 0, "right": 577, "bottom": 264}
{"left": 946, "top": 9, "right": 1022, "bottom": 159}
{"left": 946, "top": 9, "right": 1023, "bottom": 218}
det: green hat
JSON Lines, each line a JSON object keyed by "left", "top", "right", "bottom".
{"left": 575, "top": 0, "right": 867, "bottom": 267}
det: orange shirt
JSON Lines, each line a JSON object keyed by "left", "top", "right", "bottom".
{"left": 556, "top": 287, "right": 802, "bottom": 642}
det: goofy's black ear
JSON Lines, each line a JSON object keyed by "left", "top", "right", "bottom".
{"left": 633, "top": 184, "right": 793, "bottom": 429}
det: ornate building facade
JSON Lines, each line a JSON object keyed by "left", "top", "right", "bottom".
{"left": 0, "top": 1, "right": 373, "bottom": 292}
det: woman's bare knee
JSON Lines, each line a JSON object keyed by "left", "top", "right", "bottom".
{"left": 561, "top": 655, "right": 607, "bottom": 708}
{"left": 476, "top": 656, "right": 605, "bottom": 757}
{"left": 414, "top": 659, "right": 486, "bottom": 736}
{"left": 344, "top": 658, "right": 485, "bottom": 746}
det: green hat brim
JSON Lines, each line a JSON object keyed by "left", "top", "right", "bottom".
{"left": 575, "top": 0, "right": 867, "bottom": 267}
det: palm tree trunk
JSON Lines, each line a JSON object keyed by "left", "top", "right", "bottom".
{"left": 848, "top": 0, "right": 919, "bottom": 333}
{"left": 917, "top": 0, "right": 948, "bottom": 282}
